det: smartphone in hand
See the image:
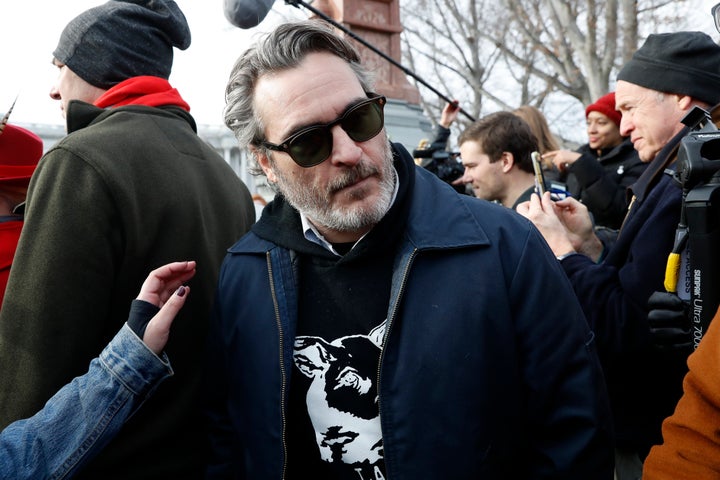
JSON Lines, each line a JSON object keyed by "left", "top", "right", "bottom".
{"left": 531, "top": 151, "right": 546, "bottom": 196}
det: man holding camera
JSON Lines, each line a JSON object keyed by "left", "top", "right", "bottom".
{"left": 639, "top": 6, "right": 720, "bottom": 478}
{"left": 413, "top": 101, "right": 467, "bottom": 193}
{"left": 517, "top": 31, "right": 720, "bottom": 479}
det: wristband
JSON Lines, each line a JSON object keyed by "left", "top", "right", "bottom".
{"left": 128, "top": 299, "right": 161, "bottom": 338}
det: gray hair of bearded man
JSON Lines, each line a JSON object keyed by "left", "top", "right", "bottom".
{"left": 223, "top": 19, "right": 376, "bottom": 176}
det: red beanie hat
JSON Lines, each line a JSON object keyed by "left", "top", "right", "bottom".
{"left": 585, "top": 92, "right": 622, "bottom": 128}
{"left": 0, "top": 124, "right": 43, "bottom": 186}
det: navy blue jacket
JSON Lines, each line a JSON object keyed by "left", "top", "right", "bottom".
{"left": 204, "top": 143, "right": 614, "bottom": 479}
{"left": 560, "top": 127, "right": 690, "bottom": 456}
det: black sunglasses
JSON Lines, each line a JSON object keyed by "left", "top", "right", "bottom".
{"left": 260, "top": 93, "right": 387, "bottom": 168}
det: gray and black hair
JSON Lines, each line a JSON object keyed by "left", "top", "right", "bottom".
{"left": 223, "top": 20, "right": 376, "bottom": 174}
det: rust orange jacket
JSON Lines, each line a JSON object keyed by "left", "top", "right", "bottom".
{"left": 644, "top": 305, "right": 720, "bottom": 479}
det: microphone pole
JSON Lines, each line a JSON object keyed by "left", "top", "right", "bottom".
{"left": 284, "top": 0, "right": 475, "bottom": 122}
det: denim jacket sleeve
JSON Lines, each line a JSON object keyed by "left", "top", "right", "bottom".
{"left": 0, "top": 323, "right": 173, "bottom": 479}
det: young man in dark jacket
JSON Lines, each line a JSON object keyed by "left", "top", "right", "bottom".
{"left": 0, "top": 1, "right": 255, "bottom": 478}
{"left": 517, "top": 31, "right": 720, "bottom": 479}
{"left": 457, "top": 111, "right": 541, "bottom": 209}
{"left": 205, "top": 19, "right": 614, "bottom": 479}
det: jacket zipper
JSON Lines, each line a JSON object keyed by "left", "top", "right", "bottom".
{"left": 267, "top": 252, "right": 288, "bottom": 479}
{"left": 376, "top": 247, "right": 417, "bottom": 478}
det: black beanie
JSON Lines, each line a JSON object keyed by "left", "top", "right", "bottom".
{"left": 617, "top": 31, "right": 720, "bottom": 107}
{"left": 53, "top": 0, "right": 191, "bottom": 90}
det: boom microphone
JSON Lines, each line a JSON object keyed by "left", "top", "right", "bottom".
{"left": 224, "top": 0, "right": 275, "bottom": 29}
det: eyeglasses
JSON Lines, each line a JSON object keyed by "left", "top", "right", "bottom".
{"left": 260, "top": 93, "right": 387, "bottom": 168}
{"left": 713, "top": 3, "right": 720, "bottom": 33}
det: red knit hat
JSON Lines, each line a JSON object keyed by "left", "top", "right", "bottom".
{"left": 585, "top": 92, "right": 622, "bottom": 128}
{"left": 0, "top": 124, "right": 43, "bottom": 186}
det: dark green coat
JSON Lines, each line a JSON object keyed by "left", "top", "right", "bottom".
{"left": 0, "top": 100, "right": 255, "bottom": 479}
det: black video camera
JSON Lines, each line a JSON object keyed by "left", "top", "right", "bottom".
{"left": 675, "top": 107, "right": 720, "bottom": 190}
{"left": 672, "top": 106, "right": 720, "bottom": 346}
{"left": 413, "top": 146, "right": 466, "bottom": 194}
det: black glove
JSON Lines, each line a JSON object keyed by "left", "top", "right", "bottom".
{"left": 647, "top": 291, "right": 692, "bottom": 352}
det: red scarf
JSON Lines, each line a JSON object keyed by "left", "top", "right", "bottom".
{"left": 94, "top": 76, "right": 190, "bottom": 111}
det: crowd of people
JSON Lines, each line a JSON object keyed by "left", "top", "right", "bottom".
{"left": 2, "top": 0, "right": 720, "bottom": 479}
{"left": 518, "top": 30, "right": 720, "bottom": 479}
{"left": 542, "top": 91, "right": 647, "bottom": 230}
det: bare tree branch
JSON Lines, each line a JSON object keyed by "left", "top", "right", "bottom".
{"left": 400, "top": 0, "right": 696, "bottom": 143}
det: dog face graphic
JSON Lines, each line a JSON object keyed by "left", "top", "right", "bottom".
{"left": 294, "top": 322, "right": 385, "bottom": 464}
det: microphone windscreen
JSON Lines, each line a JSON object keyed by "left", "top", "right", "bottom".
{"left": 224, "top": 0, "right": 276, "bottom": 29}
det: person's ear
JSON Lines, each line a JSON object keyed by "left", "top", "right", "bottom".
{"left": 251, "top": 146, "right": 277, "bottom": 183}
{"left": 676, "top": 94, "right": 694, "bottom": 111}
{"left": 500, "top": 152, "right": 514, "bottom": 173}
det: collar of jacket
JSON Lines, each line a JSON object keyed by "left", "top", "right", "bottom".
{"left": 232, "top": 142, "right": 491, "bottom": 255}
{"left": 402, "top": 149, "right": 491, "bottom": 250}
{"left": 64, "top": 99, "right": 197, "bottom": 135}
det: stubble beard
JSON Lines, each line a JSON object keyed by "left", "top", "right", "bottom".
{"left": 272, "top": 142, "right": 397, "bottom": 233}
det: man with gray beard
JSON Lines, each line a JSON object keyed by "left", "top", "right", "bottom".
{"left": 203, "top": 20, "right": 614, "bottom": 479}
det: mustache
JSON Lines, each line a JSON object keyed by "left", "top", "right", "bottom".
{"left": 327, "top": 161, "right": 380, "bottom": 193}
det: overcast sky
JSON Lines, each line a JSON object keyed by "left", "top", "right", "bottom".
{"left": 0, "top": 0, "right": 306, "bottom": 127}
{"left": 2, "top": 0, "right": 719, "bottom": 129}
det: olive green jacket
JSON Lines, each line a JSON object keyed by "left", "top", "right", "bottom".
{"left": 0, "top": 100, "right": 255, "bottom": 479}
